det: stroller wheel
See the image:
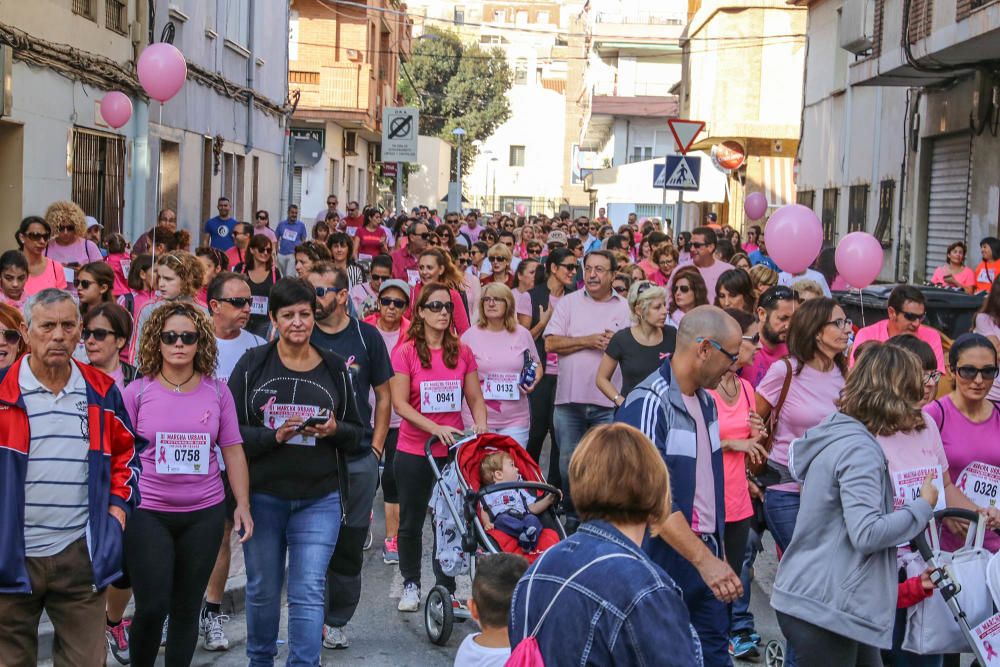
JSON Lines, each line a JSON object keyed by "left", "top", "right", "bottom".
{"left": 764, "top": 640, "right": 784, "bottom": 667}
{"left": 424, "top": 585, "right": 454, "bottom": 645}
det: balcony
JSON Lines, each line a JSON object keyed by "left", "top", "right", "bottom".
{"left": 591, "top": 10, "right": 687, "bottom": 48}
{"left": 291, "top": 63, "right": 379, "bottom": 132}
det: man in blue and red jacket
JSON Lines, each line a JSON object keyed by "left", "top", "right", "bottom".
{"left": 0, "top": 289, "right": 140, "bottom": 666}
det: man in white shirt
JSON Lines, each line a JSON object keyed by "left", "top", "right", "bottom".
{"left": 778, "top": 268, "right": 832, "bottom": 297}
{"left": 315, "top": 194, "right": 340, "bottom": 226}
{"left": 675, "top": 226, "right": 735, "bottom": 301}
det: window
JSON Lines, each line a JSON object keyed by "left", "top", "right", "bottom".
{"left": 289, "top": 71, "right": 320, "bottom": 85}
{"left": 201, "top": 138, "right": 213, "bottom": 223}
{"left": 515, "top": 11, "right": 528, "bottom": 25}
{"left": 847, "top": 184, "right": 869, "bottom": 232}
{"left": 630, "top": 146, "right": 653, "bottom": 163}
{"left": 454, "top": 6, "right": 465, "bottom": 24}
{"left": 105, "top": 0, "right": 128, "bottom": 35}
{"left": 509, "top": 145, "right": 526, "bottom": 167}
{"left": 158, "top": 141, "right": 180, "bottom": 214}
{"left": 72, "top": 0, "right": 95, "bottom": 20}
{"left": 514, "top": 59, "right": 528, "bottom": 85}
{"left": 821, "top": 188, "right": 840, "bottom": 243}
{"left": 797, "top": 190, "right": 815, "bottom": 210}
{"left": 873, "top": 179, "right": 895, "bottom": 244}
{"left": 493, "top": 9, "right": 506, "bottom": 22}
{"left": 330, "top": 158, "right": 341, "bottom": 200}
{"left": 536, "top": 10, "right": 550, "bottom": 23}
{"left": 71, "top": 129, "right": 126, "bottom": 235}
{"left": 224, "top": 0, "right": 250, "bottom": 47}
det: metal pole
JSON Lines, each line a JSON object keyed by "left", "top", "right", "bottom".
{"left": 661, "top": 154, "right": 668, "bottom": 228}
{"left": 677, "top": 190, "right": 685, "bottom": 233}
{"left": 492, "top": 166, "right": 497, "bottom": 212}
{"left": 395, "top": 161, "right": 403, "bottom": 214}
{"left": 456, "top": 138, "right": 463, "bottom": 212}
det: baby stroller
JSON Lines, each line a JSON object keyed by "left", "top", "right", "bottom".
{"left": 422, "top": 432, "right": 565, "bottom": 646}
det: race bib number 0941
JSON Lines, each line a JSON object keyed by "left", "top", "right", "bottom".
{"left": 420, "top": 380, "right": 461, "bottom": 413}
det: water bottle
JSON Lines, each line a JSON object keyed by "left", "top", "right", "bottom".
{"left": 519, "top": 349, "right": 538, "bottom": 387}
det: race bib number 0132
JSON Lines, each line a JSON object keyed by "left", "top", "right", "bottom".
{"left": 483, "top": 372, "right": 519, "bottom": 401}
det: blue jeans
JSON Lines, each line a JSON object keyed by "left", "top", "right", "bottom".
{"left": 763, "top": 489, "right": 801, "bottom": 667}
{"left": 244, "top": 491, "right": 342, "bottom": 667}
{"left": 553, "top": 403, "right": 615, "bottom": 520}
{"left": 730, "top": 527, "right": 762, "bottom": 635}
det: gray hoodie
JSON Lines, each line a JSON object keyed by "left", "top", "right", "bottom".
{"left": 770, "top": 412, "right": 934, "bottom": 649}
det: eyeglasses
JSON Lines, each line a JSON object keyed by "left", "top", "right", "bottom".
{"left": 689, "top": 242, "right": 708, "bottom": 250}
{"left": 415, "top": 232, "right": 431, "bottom": 240}
{"left": 923, "top": 370, "right": 943, "bottom": 384}
{"left": 379, "top": 297, "right": 407, "bottom": 309}
{"left": 488, "top": 256, "right": 507, "bottom": 263}
{"left": 57, "top": 225, "right": 76, "bottom": 233}
{"left": 82, "top": 327, "right": 114, "bottom": 342}
{"left": 422, "top": 300, "right": 454, "bottom": 314}
{"left": 159, "top": 330, "right": 199, "bottom": 346}
{"left": 826, "top": 318, "right": 853, "bottom": 330}
{"left": 673, "top": 284, "right": 692, "bottom": 294}
{"left": 482, "top": 296, "right": 505, "bottom": 305}
{"left": 0, "top": 329, "right": 21, "bottom": 345}
{"left": 636, "top": 281, "right": 654, "bottom": 297}
{"left": 954, "top": 365, "right": 1000, "bottom": 381}
{"left": 23, "top": 231, "right": 50, "bottom": 242}
{"left": 584, "top": 265, "right": 610, "bottom": 275}
{"left": 73, "top": 279, "right": 95, "bottom": 289}
{"left": 758, "top": 286, "right": 796, "bottom": 308}
{"left": 370, "top": 273, "right": 391, "bottom": 283}
{"left": 347, "top": 207, "right": 358, "bottom": 213}
{"left": 900, "top": 311, "right": 926, "bottom": 323}
{"left": 742, "top": 333, "right": 760, "bottom": 345}
{"left": 216, "top": 296, "right": 252, "bottom": 308}
{"left": 613, "top": 284, "right": 628, "bottom": 294}
{"left": 315, "top": 286, "right": 343, "bottom": 297}
{"left": 697, "top": 336, "right": 740, "bottom": 364}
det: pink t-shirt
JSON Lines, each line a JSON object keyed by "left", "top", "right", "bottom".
{"left": 925, "top": 396, "right": 1000, "bottom": 552}
{"left": 371, "top": 324, "right": 405, "bottom": 429}
{"left": 460, "top": 325, "right": 540, "bottom": 430}
{"left": 973, "top": 313, "right": 1000, "bottom": 402}
{"left": 122, "top": 377, "right": 242, "bottom": 512}
{"left": 543, "top": 289, "right": 630, "bottom": 407}
{"left": 742, "top": 341, "right": 788, "bottom": 388}
{"left": 877, "top": 413, "right": 949, "bottom": 510}
{"left": 516, "top": 290, "right": 562, "bottom": 375}
{"left": 254, "top": 226, "right": 277, "bottom": 244}
{"left": 672, "top": 259, "right": 734, "bottom": 305}
{"left": 708, "top": 377, "right": 755, "bottom": 523}
{"left": 931, "top": 265, "right": 975, "bottom": 291}
{"left": 391, "top": 341, "right": 478, "bottom": 458}
{"left": 25, "top": 258, "right": 68, "bottom": 297}
{"left": 850, "top": 319, "right": 946, "bottom": 372}
{"left": 757, "top": 358, "right": 844, "bottom": 493}
{"left": 45, "top": 238, "right": 102, "bottom": 268}
{"left": 682, "top": 393, "right": 716, "bottom": 534}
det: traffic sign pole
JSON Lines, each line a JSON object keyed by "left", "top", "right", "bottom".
{"left": 395, "top": 161, "right": 403, "bottom": 214}
{"left": 661, "top": 154, "right": 668, "bottom": 228}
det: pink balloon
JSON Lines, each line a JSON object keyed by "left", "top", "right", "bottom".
{"left": 835, "top": 232, "right": 883, "bottom": 289}
{"left": 763, "top": 204, "right": 823, "bottom": 275}
{"left": 137, "top": 43, "right": 187, "bottom": 103}
{"left": 744, "top": 192, "right": 768, "bottom": 221}
{"left": 99, "top": 92, "right": 132, "bottom": 129}
{"left": 515, "top": 204, "right": 526, "bottom": 216}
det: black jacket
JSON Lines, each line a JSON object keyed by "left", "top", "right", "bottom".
{"left": 227, "top": 340, "right": 366, "bottom": 514}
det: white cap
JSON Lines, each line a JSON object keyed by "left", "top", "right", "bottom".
{"left": 85, "top": 216, "right": 103, "bottom": 230}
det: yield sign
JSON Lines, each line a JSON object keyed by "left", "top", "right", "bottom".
{"left": 667, "top": 119, "right": 706, "bottom": 155}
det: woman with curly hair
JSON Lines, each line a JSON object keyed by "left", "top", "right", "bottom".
{"left": 122, "top": 301, "right": 251, "bottom": 667}
{"left": 43, "top": 201, "right": 102, "bottom": 289}
{"left": 129, "top": 252, "right": 209, "bottom": 365}
{"left": 389, "top": 282, "right": 487, "bottom": 613}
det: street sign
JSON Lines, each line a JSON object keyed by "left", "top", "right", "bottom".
{"left": 381, "top": 162, "right": 397, "bottom": 177}
{"left": 654, "top": 155, "right": 701, "bottom": 191}
{"left": 667, "top": 119, "right": 705, "bottom": 155}
{"left": 382, "top": 107, "right": 419, "bottom": 163}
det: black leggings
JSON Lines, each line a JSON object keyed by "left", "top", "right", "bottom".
{"left": 724, "top": 517, "right": 752, "bottom": 575}
{"left": 124, "top": 503, "right": 225, "bottom": 667}
{"left": 526, "top": 373, "right": 561, "bottom": 490}
{"left": 394, "top": 450, "right": 455, "bottom": 592}
{"left": 777, "top": 611, "right": 883, "bottom": 667}
{"left": 381, "top": 428, "right": 400, "bottom": 504}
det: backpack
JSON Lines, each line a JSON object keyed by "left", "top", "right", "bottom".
{"left": 507, "top": 551, "right": 634, "bottom": 666}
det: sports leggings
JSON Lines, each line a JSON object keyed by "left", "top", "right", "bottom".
{"left": 124, "top": 503, "right": 225, "bottom": 667}
{"left": 394, "top": 450, "right": 455, "bottom": 592}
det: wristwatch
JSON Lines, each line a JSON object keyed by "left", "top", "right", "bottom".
{"left": 613, "top": 394, "right": 624, "bottom": 406}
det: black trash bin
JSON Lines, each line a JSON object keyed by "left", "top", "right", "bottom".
{"left": 834, "top": 285, "right": 984, "bottom": 340}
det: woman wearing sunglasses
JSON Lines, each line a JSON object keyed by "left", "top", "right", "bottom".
{"left": 363, "top": 278, "right": 411, "bottom": 564}
{"left": 597, "top": 280, "right": 676, "bottom": 405}
{"left": 42, "top": 201, "right": 102, "bottom": 292}
{"left": 390, "top": 283, "right": 487, "bottom": 614}
{"left": 75, "top": 261, "right": 115, "bottom": 315}
{"left": 236, "top": 235, "right": 281, "bottom": 339}
{"left": 481, "top": 243, "right": 515, "bottom": 288}
{"left": 667, "top": 265, "right": 708, "bottom": 328}
{"left": 17, "top": 216, "right": 68, "bottom": 297}
{"left": 0, "top": 302, "right": 26, "bottom": 371}
{"left": 82, "top": 302, "right": 137, "bottom": 391}
{"left": 122, "top": 301, "right": 251, "bottom": 667}
{"left": 973, "top": 273, "right": 1000, "bottom": 402}
{"left": 460, "top": 283, "right": 541, "bottom": 447}
{"left": 407, "top": 248, "right": 471, "bottom": 335}
{"left": 925, "top": 333, "right": 1000, "bottom": 553}
{"left": 130, "top": 252, "right": 209, "bottom": 366}
{"left": 352, "top": 254, "right": 393, "bottom": 319}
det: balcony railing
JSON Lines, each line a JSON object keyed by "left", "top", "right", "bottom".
{"left": 291, "top": 64, "right": 372, "bottom": 111}
{"left": 594, "top": 11, "right": 687, "bottom": 25}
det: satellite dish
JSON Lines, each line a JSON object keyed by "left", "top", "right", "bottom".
{"left": 293, "top": 138, "right": 324, "bottom": 167}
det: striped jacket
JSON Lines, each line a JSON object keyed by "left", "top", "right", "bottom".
{"left": 0, "top": 357, "right": 140, "bottom": 593}
{"left": 616, "top": 360, "right": 727, "bottom": 549}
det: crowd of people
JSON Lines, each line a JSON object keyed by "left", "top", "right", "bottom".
{"left": 2, "top": 196, "right": 1000, "bottom": 667}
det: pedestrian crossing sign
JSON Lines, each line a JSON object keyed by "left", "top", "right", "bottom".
{"left": 653, "top": 155, "right": 701, "bottom": 191}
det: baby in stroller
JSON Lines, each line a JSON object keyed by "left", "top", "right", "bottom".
{"left": 478, "top": 451, "right": 560, "bottom": 562}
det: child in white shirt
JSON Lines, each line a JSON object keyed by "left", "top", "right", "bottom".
{"left": 454, "top": 553, "right": 529, "bottom": 667}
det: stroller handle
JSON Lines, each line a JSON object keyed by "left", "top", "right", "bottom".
{"left": 909, "top": 508, "right": 982, "bottom": 562}
{"left": 424, "top": 431, "right": 478, "bottom": 458}
{"left": 475, "top": 481, "right": 562, "bottom": 503}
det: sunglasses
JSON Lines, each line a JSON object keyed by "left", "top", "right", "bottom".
{"left": 370, "top": 274, "right": 391, "bottom": 282}
{"left": 315, "top": 286, "right": 343, "bottom": 297}
{"left": 613, "top": 284, "right": 628, "bottom": 294}
{"left": 558, "top": 262, "right": 577, "bottom": 271}
{"left": 899, "top": 311, "right": 926, "bottom": 323}
{"left": 422, "top": 300, "right": 454, "bottom": 314}
{"left": 82, "top": 327, "right": 114, "bottom": 342}
{"left": 24, "top": 231, "right": 50, "bottom": 242}
{"left": 673, "top": 284, "right": 692, "bottom": 294}
{"left": 923, "top": 370, "right": 943, "bottom": 384}
{"left": 256, "top": 215, "right": 268, "bottom": 220}
{"left": 697, "top": 337, "right": 740, "bottom": 363}
{"left": 742, "top": 333, "right": 760, "bottom": 345}
{"left": 415, "top": 232, "right": 432, "bottom": 240}
{"left": 160, "top": 330, "right": 199, "bottom": 346}
{"left": 954, "top": 365, "right": 1000, "bottom": 381}
{"left": 216, "top": 296, "right": 252, "bottom": 308}
{"left": 488, "top": 256, "right": 507, "bottom": 263}
{"left": 57, "top": 225, "right": 76, "bottom": 233}
{"left": 689, "top": 242, "right": 708, "bottom": 250}
{"left": 0, "top": 329, "right": 21, "bottom": 345}
{"left": 758, "top": 287, "right": 796, "bottom": 308}
{"left": 73, "top": 279, "right": 95, "bottom": 289}
{"left": 380, "top": 297, "right": 407, "bottom": 309}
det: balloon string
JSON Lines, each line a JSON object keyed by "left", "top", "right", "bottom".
{"left": 859, "top": 287, "right": 865, "bottom": 327}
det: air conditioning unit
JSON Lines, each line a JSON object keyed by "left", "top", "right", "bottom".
{"left": 839, "top": 0, "right": 874, "bottom": 55}
{"left": 344, "top": 130, "right": 358, "bottom": 156}
{"left": 346, "top": 48, "right": 362, "bottom": 61}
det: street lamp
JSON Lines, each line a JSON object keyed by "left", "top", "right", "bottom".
{"left": 453, "top": 127, "right": 466, "bottom": 211}
{"left": 490, "top": 156, "right": 498, "bottom": 212}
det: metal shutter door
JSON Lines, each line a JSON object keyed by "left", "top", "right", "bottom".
{"left": 292, "top": 166, "right": 303, "bottom": 207}
{"left": 924, "top": 134, "right": 972, "bottom": 278}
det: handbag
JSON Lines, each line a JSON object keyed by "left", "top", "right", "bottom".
{"left": 748, "top": 358, "right": 792, "bottom": 481}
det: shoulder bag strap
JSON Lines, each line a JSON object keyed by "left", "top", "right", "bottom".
{"left": 763, "top": 358, "right": 793, "bottom": 453}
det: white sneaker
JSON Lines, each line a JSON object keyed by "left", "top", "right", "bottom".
{"left": 160, "top": 616, "right": 168, "bottom": 646}
{"left": 397, "top": 582, "right": 420, "bottom": 612}
{"left": 200, "top": 610, "right": 230, "bottom": 651}
{"left": 323, "top": 624, "right": 349, "bottom": 649}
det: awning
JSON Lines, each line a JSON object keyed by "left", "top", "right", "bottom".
{"left": 762, "top": 157, "right": 796, "bottom": 208}
{"left": 587, "top": 153, "right": 728, "bottom": 205}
